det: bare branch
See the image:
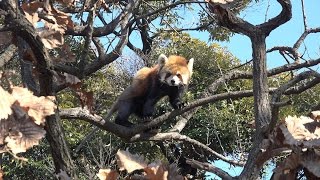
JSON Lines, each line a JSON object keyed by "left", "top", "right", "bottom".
{"left": 79, "top": 9, "right": 96, "bottom": 75}
{"left": 300, "top": 0, "right": 307, "bottom": 31}
{"left": 186, "top": 159, "right": 233, "bottom": 180}
{"left": 83, "top": 0, "right": 135, "bottom": 76}
{"left": 267, "top": 46, "right": 299, "bottom": 61}
{"left": 270, "top": 71, "right": 317, "bottom": 132}
{"left": 258, "top": 0, "right": 292, "bottom": 36}
{"left": 293, "top": 27, "right": 320, "bottom": 50}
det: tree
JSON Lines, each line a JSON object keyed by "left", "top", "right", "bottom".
{"left": 0, "top": 0, "right": 320, "bottom": 179}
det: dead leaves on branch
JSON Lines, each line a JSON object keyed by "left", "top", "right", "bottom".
{"left": 280, "top": 115, "right": 320, "bottom": 148}
{"left": 265, "top": 112, "right": 320, "bottom": 179}
{"left": 97, "top": 150, "right": 184, "bottom": 180}
{"left": 53, "top": 72, "right": 94, "bottom": 112}
{"left": 21, "top": 1, "right": 74, "bottom": 49}
{"left": 0, "top": 86, "right": 56, "bottom": 155}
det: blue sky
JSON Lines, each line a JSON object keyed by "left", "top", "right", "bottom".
{"left": 124, "top": 0, "right": 319, "bottom": 70}
{"left": 93, "top": 1, "right": 319, "bottom": 179}
{"left": 203, "top": 0, "right": 319, "bottom": 179}
{"left": 198, "top": 0, "right": 320, "bottom": 69}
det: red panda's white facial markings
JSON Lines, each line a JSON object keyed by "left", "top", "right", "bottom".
{"left": 157, "top": 54, "right": 194, "bottom": 86}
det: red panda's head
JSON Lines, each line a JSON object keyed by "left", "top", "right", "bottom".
{"left": 157, "top": 54, "right": 194, "bottom": 86}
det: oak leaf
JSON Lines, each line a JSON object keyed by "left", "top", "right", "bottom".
{"left": 11, "top": 86, "right": 56, "bottom": 125}
{"left": 311, "top": 111, "right": 320, "bottom": 121}
{"left": 0, "top": 86, "right": 15, "bottom": 120}
{"left": 97, "top": 169, "right": 119, "bottom": 180}
{"left": 280, "top": 115, "right": 320, "bottom": 147}
{"left": 144, "top": 161, "right": 168, "bottom": 180}
{"left": 2, "top": 105, "right": 46, "bottom": 154}
{"left": 64, "top": 73, "right": 81, "bottom": 85}
{"left": 116, "top": 150, "right": 148, "bottom": 173}
{"left": 21, "top": 1, "right": 42, "bottom": 27}
{"left": 38, "top": 30, "right": 64, "bottom": 49}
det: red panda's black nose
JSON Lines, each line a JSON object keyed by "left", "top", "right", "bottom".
{"left": 171, "top": 80, "right": 175, "bottom": 84}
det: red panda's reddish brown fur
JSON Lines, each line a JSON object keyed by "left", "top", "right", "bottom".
{"left": 106, "top": 54, "right": 194, "bottom": 127}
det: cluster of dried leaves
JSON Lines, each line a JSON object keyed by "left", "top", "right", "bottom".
{"left": 0, "top": 83, "right": 56, "bottom": 156}
{"left": 97, "top": 150, "right": 185, "bottom": 180}
{"left": 264, "top": 111, "right": 320, "bottom": 178}
{"left": 21, "top": 1, "right": 73, "bottom": 49}
{"left": 53, "top": 71, "right": 94, "bottom": 112}
{"left": 20, "top": 0, "right": 94, "bottom": 111}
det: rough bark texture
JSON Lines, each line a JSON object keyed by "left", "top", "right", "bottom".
{"left": 45, "top": 113, "right": 77, "bottom": 177}
{"left": 207, "top": 0, "right": 292, "bottom": 179}
{"left": 0, "top": 0, "right": 77, "bottom": 177}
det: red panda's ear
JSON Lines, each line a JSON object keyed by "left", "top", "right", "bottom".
{"left": 158, "top": 54, "right": 168, "bottom": 66}
{"left": 188, "top": 58, "right": 194, "bottom": 76}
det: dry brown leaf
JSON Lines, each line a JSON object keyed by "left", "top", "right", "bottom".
{"left": 21, "top": 2, "right": 42, "bottom": 27}
{"left": 52, "top": 71, "right": 67, "bottom": 86}
{"left": 0, "top": 86, "right": 15, "bottom": 120}
{"left": 97, "top": 169, "right": 119, "bottom": 180}
{"left": 144, "top": 161, "right": 168, "bottom": 180}
{"left": 311, "top": 111, "right": 320, "bottom": 121}
{"left": 116, "top": 150, "right": 148, "bottom": 173}
{"left": 11, "top": 86, "right": 56, "bottom": 125}
{"left": 97, "top": 0, "right": 111, "bottom": 12}
{"left": 70, "top": 83, "right": 94, "bottom": 113}
{"left": 22, "top": 1, "right": 74, "bottom": 50}
{"left": 38, "top": 30, "right": 64, "bottom": 49}
{"left": 51, "top": 8, "right": 74, "bottom": 30}
{"left": 2, "top": 105, "right": 46, "bottom": 154}
{"left": 280, "top": 116, "right": 320, "bottom": 147}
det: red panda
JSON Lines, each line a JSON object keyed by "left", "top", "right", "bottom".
{"left": 106, "top": 54, "right": 194, "bottom": 127}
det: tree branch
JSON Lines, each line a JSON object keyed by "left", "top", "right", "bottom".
{"left": 207, "top": 4, "right": 256, "bottom": 37}
{"left": 83, "top": 0, "right": 135, "bottom": 76}
{"left": 186, "top": 159, "right": 233, "bottom": 180}
{"left": 130, "top": 132, "right": 245, "bottom": 166}
{"left": 258, "top": 0, "right": 292, "bottom": 36}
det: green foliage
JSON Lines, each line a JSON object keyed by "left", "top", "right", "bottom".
{"left": 149, "top": 32, "right": 255, "bottom": 160}
{"left": 2, "top": 140, "right": 53, "bottom": 179}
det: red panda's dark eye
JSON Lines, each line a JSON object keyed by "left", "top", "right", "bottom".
{"left": 176, "top": 73, "right": 182, "bottom": 78}
{"left": 165, "top": 73, "right": 171, "bottom": 78}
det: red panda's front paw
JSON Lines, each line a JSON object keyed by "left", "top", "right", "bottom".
{"left": 175, "top": 101, "right": 187, "bottom": 109}
{"left": 142, "top": 116, "right": 153, "bottom": 122}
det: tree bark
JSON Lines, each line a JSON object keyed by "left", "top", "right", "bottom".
{"left": 45, "top": 112, "right": 77, "bottom": 177}
{"left": 0, "top": 1, "right": 77, "bottom": 177}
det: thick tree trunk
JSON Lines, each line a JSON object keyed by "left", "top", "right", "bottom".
{"left": 45, "top": 113, "right": 77, "bottom": 177}
{"left": 251, "top": 34, "right": 271, "bottom": 131}
{"left": 238, "top": 33, "right": 271, "bottom": 180}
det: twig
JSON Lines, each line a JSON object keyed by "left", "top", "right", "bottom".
{"left": 186, "top": 158, "right": 233, "bottom": 180}
{"left": 300, "top": 0, "right": 307, "bottom": 31}
{"left": 264, "top": 0, "right": 271, "bottom": 22}
{"left": 129, "top": 132, "right": 245, "bottom": 167}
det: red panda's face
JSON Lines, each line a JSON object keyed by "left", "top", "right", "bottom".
{"left": 157, "top": 54, "right": 194, "bottom": 87}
